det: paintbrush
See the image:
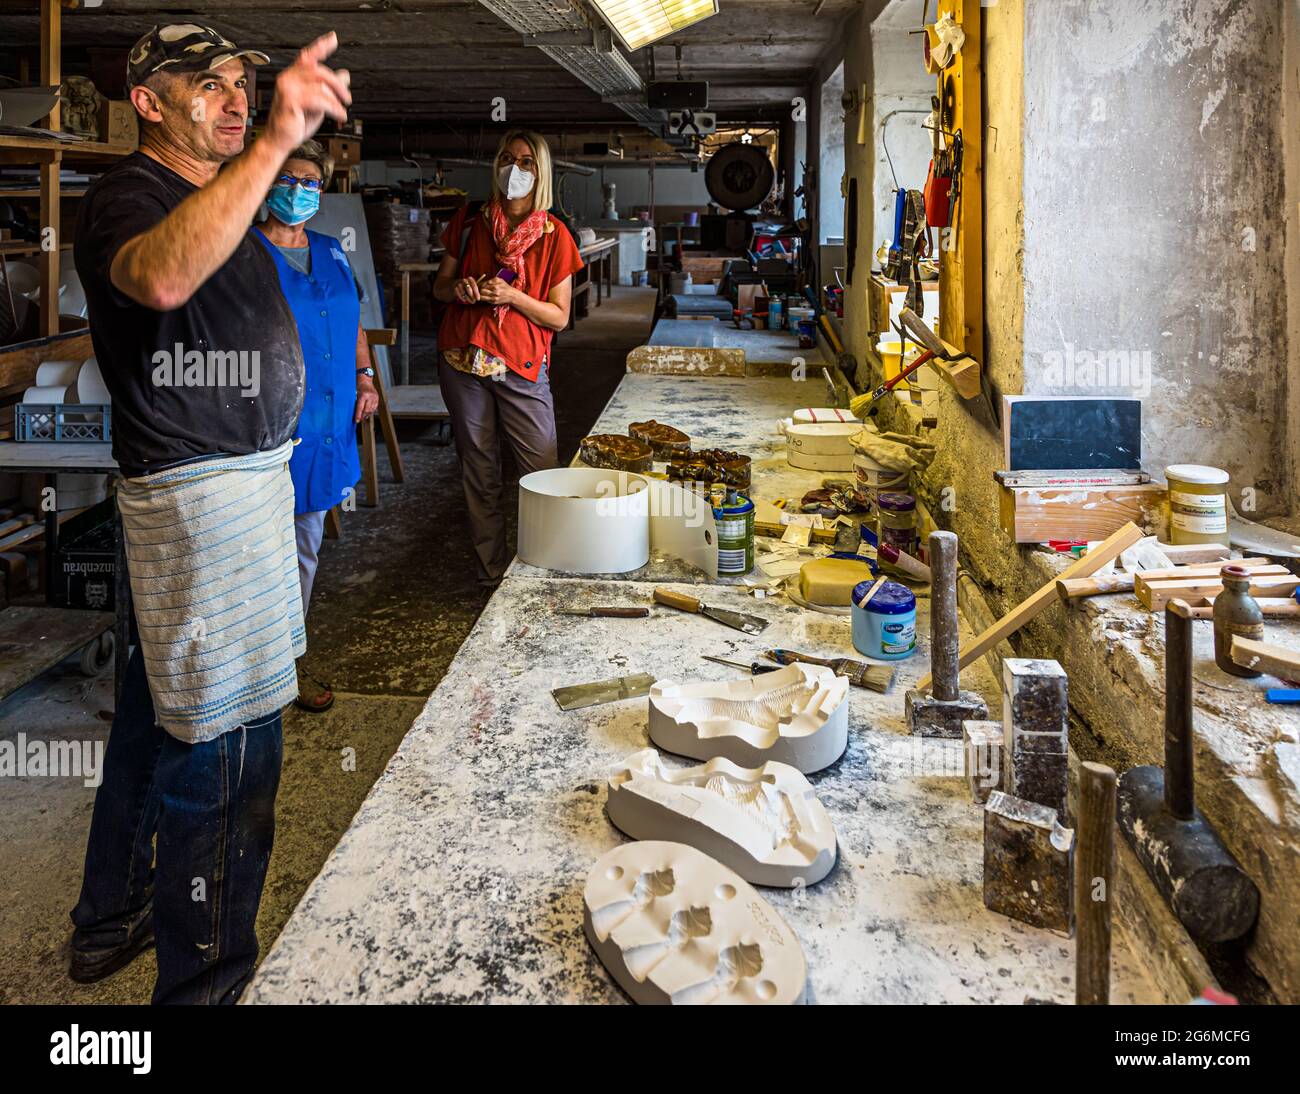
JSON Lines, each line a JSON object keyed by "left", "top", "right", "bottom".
{"left": 764, "top": 648, "right": 895, "bottom": 693}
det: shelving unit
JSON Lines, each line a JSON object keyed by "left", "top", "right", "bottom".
{"left": 0, "top": 1, "right": 131, "bottom": 342}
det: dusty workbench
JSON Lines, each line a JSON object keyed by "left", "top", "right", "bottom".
{"left": 510, "top": 372, "right": 855, "bottom": 586}
{"left": 245, "top": 372, "right": 1169, "bottom": 1005}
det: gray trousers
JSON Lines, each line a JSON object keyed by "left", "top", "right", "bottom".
{"left": 295, "top": 509, "right": 327, "bottom": 614}
{"left": 437, "top": 355, "right": 558, "bottom": 582}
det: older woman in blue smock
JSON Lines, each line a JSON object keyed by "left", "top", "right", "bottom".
{"left": 254, "top": 139, "right": 377, "bottom": 712}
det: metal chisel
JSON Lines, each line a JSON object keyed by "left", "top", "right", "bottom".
{"left": 556, "top": 606, "right": 651, "bottom": 618}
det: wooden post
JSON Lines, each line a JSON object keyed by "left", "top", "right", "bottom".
{"left": 1075, "top": 761, "right": 1117, "bottom": 1006}
{"left": 1164, "top": 601, "right": 1195, "bottom": 820}
{"left": 39, "top": 0, "right": 62, "bottom": 339}
{"left": 399, "top": 268, "right": 411, "bottom": 385}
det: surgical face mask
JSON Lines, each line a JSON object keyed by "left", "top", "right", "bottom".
{"left": 498, "top": 163, "right": 535, "bottom": 201}
{"left": 267, "top": 183, "right": 321, "bottom": 226}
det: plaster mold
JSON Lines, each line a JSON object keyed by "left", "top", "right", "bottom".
{"left": 648, "top": 663, "right": 850, "bottom": 773}
{"left": 582, "top": 840, "right": 807, "bottom": 1005}
{"left": 606, "top": 749, "right": 837, "bottom": 887}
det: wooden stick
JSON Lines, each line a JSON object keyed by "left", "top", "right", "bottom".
{"left": 1230, "top": 635, "right": 1300, "bottom": 681}
{"left": 1076, "top": 761, "right": 1117, "bottom": 1006}
{"left": 1058, "top": 559, "right": 1282, "bottom": 601}
{"left": 1139, "top": 574, "right": 1299, "bottom": 612}
{"left": 1056, "top": 573, "right": 1136, "bottom": 600}
{"left": 1184, "top": 598, "right": 1300, "bottom": 620}
{"left": 917, "top": 522, "right": 1143, "bottom": 691}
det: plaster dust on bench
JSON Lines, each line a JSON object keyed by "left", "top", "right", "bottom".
{"left": 243, "top": 577, "right": 1165, "bottom": 1005}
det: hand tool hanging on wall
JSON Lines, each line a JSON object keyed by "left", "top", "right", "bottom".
{"left": 1116, "top": 599, "right": 1260, "bottom": 942}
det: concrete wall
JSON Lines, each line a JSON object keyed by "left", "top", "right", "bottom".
{"left": 1285, "top": 0, "right": 1300, "bottom": 506}
{"left": 1021, "top": 0, "right": 1291, "bottom": 516}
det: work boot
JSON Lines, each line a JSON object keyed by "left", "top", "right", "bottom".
{"left": 69, "top": 898, "right": 155, "bottom": 984}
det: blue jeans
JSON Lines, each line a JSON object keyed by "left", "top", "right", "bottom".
{"left": 71, "top": 644, "right": 282, "bottom": 1005}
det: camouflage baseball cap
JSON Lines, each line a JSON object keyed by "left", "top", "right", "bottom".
{"left": 126, "top": 23, "right": 270, "bottom": 89}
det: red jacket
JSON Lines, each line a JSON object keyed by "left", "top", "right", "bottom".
{"left": 438, "top": 204, "right": 584, "bottom": 382}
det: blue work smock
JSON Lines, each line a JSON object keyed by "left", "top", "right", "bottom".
{"left": 255, "top": 228, "right": 363, "bottom": 514}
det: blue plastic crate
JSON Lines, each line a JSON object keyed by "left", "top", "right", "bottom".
{"left": 14, "top": 403, "right": 111, "bottom": 443}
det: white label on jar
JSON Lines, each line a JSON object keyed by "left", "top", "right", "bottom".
{"left": 1172, "top": 511, "right": 1228, "bottom": 534}
{"left": 1170, "top": 490, "right": 1225, "bottom": 511}
{"left": 880, "top": 619, "right": 916, "bottom": 655}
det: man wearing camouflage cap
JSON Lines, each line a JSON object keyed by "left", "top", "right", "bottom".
{"left": 70, "top": 23, "right": 350, "bottom": 1004}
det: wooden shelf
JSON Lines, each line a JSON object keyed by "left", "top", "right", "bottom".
{"left": 0, "top": 242, "right": 72, "bottom": 257}
{"left": 0, "top": 188, "right": 88, "bottom": 198}
{"left": 0, "top": 134, "right": 132, "bottom": 159}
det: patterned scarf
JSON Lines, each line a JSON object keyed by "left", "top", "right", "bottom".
{"left": 487, "top": 198, "right": 548, "bottom": 324}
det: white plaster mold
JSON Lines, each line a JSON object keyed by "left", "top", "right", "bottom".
{"left": 583, "top": 840, "right": 807, "bottom": 1005}
{"left": 606, "top": 749, "right": 837, "bottom": 887}
{"left": 648, "top": 663, "right": 850, "bottom": 773}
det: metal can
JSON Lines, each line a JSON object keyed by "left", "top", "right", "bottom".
{"left": 713, "top": 493, "right": 755, "bottom": 575}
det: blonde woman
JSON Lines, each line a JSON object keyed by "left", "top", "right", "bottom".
{"left": 433, "top": 129, "right": 583, "bottom": 587}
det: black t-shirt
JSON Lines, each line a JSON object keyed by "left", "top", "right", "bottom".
{"left": 75, "top": 153, "right": 304, "bottom": 476}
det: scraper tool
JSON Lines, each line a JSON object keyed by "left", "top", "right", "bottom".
{"left": 652, "top": 587, "right": 769, "bottom": 635}
{"left": 552, "top": 672, "right": 657, "bottom": 711}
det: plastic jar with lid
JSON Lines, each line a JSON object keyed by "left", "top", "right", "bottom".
{"left": 851, "top": 579, "right": 917, "bottom": 660}
{"left": 1166, "top": 464, "right": 1229, "bottom": 545}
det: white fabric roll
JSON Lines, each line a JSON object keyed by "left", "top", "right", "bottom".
{"left": 22, "top": 384, "right": 67, "bottom": 404}
{"left": 35, "top": 360, "right": 81, "bottom": 387}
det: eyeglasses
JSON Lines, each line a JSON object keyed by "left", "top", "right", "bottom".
{"left": 497, "top": 153, "right": 537, "bottom": 172}
{"left": 274, "top": 175, "right": 324, "bottom": 192}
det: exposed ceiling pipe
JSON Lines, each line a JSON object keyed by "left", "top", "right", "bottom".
{"left": 394, "top": 153, "right": 597, "bottom": 177}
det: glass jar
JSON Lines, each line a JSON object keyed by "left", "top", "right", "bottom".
{"left": 876, "top": 492, "right": 918, "bottom": 566}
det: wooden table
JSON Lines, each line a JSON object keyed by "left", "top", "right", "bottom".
{"left": 0, "top": 441, "right": 127, "bottom": 705}
{"left": 397, "top": 261, "right": 441, "bottom": 386}
{"left": 570, "top": 237, "right": 617, "bottom": 329}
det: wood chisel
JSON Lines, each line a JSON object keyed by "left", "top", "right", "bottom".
{"left": 764, "top": 648, "right": 895, "bottom": 692}
{"left": 652, "top": 587, "right": 769, "bottom": 635}
{"left": 701, "top": 654, "right": 781, "bottom": 675}
{"left": 556, "top": 606, "right": 651, "bottom": 618}
{"left": 551, "top": 672, "right": 656, "bottom": 711}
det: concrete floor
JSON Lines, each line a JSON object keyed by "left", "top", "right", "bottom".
{"left": 0, "top": 286, "right": 655, "bottom": 1004}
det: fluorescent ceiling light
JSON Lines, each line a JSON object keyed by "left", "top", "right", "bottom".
{"left": 591, "top": 0, "right": 720, "bottom": 52}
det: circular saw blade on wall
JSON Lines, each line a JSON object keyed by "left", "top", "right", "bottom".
{"left": 705, "top": 142, "right": 775, "bottom": 211}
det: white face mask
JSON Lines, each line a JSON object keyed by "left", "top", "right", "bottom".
{"left": 498, "top": 163, "right": 535, "bottom": 201}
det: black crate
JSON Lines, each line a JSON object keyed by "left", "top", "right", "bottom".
{"left": 54, "top": 498, "right": 117, "bottom": 611}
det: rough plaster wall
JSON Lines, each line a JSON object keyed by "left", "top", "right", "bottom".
{"left": 1286, "top": 1, "right": 1300, "bottom": 506}
{"left": 1021, "top": 0, "right": 1289, "bottom": 515}
{"left": 870, "top": 27, "right": 934, "bottom": 260}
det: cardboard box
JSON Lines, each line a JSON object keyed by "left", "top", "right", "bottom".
{"left": 98, "top": 100, "right": 138, "bottom": 148}
{"left": 325, "top": 136, "right": 362, "bottom": 169}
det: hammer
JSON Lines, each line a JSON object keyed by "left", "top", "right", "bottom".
{"left": 1115, "top": 599, "right": 1260, "bottom": 942}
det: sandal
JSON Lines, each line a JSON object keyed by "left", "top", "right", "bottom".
{"left": 293, "top": 671, "right": 335, "bottom": 714}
